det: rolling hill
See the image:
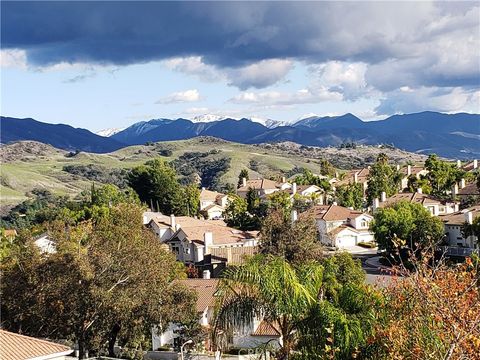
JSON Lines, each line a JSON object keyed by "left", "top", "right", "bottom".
{"left": 0, "top": 137, "right": 428, "bottom": 212}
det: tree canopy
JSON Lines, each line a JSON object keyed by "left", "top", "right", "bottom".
{"left": 1, "top": 203, "right": 196, "bottom": 359}
{"left": 366, "top": 153, "right": 402, "bottom": 204}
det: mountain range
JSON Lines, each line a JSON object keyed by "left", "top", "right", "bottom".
{"left": 1, "top": 112, "right": 479, "bottom": 158}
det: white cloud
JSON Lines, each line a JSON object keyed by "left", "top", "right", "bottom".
{"left": 0, "top": 49, "right": 27, "bottom": 69}
{"left": 308, "top": 61, "right": 372, "bottom": 100}
{"left": 163, "top": 56, "right": 293, "bottom": 90}
{"left": 227, "top": 59, "right": 293, "bottom": 89}
{"left": 376, "top": 86, "right": 480, "bottom": 115}
{"left": 229, "top": 87, "right": 342, "bottom": 106}
{"left": 155, "top": 89, "right": 203, "bottom": 104}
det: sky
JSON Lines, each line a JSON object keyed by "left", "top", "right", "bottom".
{"left": 1, "top": 1, "right": 479, "bottom": 132}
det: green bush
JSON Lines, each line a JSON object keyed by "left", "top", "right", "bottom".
{"left": 357, "top": 241, "right": 377, "bottom": 248}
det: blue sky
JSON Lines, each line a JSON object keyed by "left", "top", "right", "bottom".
{"left": 1, "top": 1, "right": 479, "bottom": 132}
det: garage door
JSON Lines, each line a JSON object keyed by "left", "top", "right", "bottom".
{"left": 338, "top": 235, "right": 357, "bottom": 248}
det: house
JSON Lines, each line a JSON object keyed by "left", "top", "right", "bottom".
{"left": 0, "top": 329, "right": 72, "bottom": 360}
{"left": 151, "top": 278, "right": 281, "bottom": 351}
{"left": 287, "top": 183, "right": 324, "bottom": 202}
{"left": 307, "top": 204, "right": 375, "bottom": 248}
{"left": 399, "top": 164, "right": 428, "bottom": 190}
{"left": 199, "top": 188, "right": 229, "bottom": 220}
{"left": 333, "top": 168, "right": 370, "bottom": 194}
{"left": 440, "top": 206, "right": 479, "bottom": 251}
{"left": 237, "top": 178, "right": 290, "bottom": 199}
{"left": 147, "top": 213, "right": 259, "bottom": 277}
{"left": 374, "top": 190, "right": 458, "bottom": 216}
{"left": 152, "top": 278, "right": 219, "bottom": 350}
{"left": 461, "top": 159, "right": 478, "bottom": 172}
{"left": 453, "top": 179, "right": 480, "bottom": 202}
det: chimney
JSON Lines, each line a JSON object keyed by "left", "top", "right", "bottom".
{"left": 465, "top": 211, "right": 473, "bottom": 225}
{"left": 454, "top": 203, "right": 459, "bottom": 212}
{"left": 373, "top": 198, "right": 380, "bottom": 211}
{"left": 202, "top": 269, "right": 211, "bottom": 279}
{"left": 460, "top": 178, "right": 466, "bottom": 189}
{"left": 175, "top": 223, "right": 181, "bottom": 231}
{"left": 407, "top": 165, "right": 412, "bottom": 176}
{"left": 281, "top": 176, "right": 286, "bottom": 183}
{"left": 452, "top": 184, "right": 459, "bottom": 197}
{"left": 474, "top": 159, "right": 478, "bottom": 169}
{"left": 319, "top": 194, "right": 324, "bottom": 205}
{"left": 170, "top": 214, "right": 176, "bottom": 229}
{"left": 396, "top": 164, "right": 400, "bottom": 171}
{"left": 417, "top": 188, "right": 423, "bottom": 194}
{"left": 242, "top": 177, "right": 247, "bottom": 187}
{"left": 332, "top": 201, "right": 338, "bottom": 206}
{"left": 353, "top": 172, "right": 358, "bottom": 183}
{"left": 291, "top": 209, "right": 298, "bottom": 223}
{"left": 203, "top": 232, "right": 213, "bottom": 254}
{"left": 202, "top": 187, "right": 206, "bottom": 191}
{"left": 381, "top": 191, "right": 387, "bottom": 202}
{"left": 335, "top": 171, "right": 339, "bottom": 179}
{"left": 292, "top": 182, "right": 297, "bottom": 195}
{"left": 457, "top": 160, "right": 462, "bottom": 168}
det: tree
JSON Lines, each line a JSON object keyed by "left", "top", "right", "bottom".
{"left": 462, "top": 216, "right": 480, "bottom": 240}
{"left": 267, "top": 191, "right": 293, "bottom": 214}
{"left": 259, "top": 210, "right": 322, "bottom": 265}
{"left": 425, "top": 154, "right": 466, "bottom": 197}
{"left": 406, "top": 174, "right": 432, "bottom": 194}
{"left": 214, "top": 254, "right": 379, "bottom": 360}
{"left": 128, "top": 159, "right": 184, "bottom": 215}
{"left": 366, "top": 153, "right": 402, "bottom": 204}
{"left": 181, "top": 184, "right": 200, "bottom": 217}
{"left": 1, "top": 203, "right": 196, "bottom": 358}
{"left": 370, "top": 201, "right": 445, "bottom": 259}
{"left": 223, "top": 194, "right": 258, "bottom": 230}
{"left": 335, "top": 183, "right": 364, "bottom": 210}
{"left": 319, "top": 159, "right": 336, "bottom": 177}
{"left": 370, "top": 255, "right": 480, "bottom": 359}
{"left": 238, "top": 169, "right": 249, "bottom": 188}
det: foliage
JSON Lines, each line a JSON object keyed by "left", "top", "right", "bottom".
{"left": 238, "top": 169, "right": 249, "bottom": 188}
{"left": 223, "top": 194, "right": 259, "bottom": 230}
{"left": 406, "top": 174, "right": 432, "bottom": 194}
{"left": 63, "top": 164, "right": 129, "bottom": 188}
{"left": 462, "top": 216, "right": 480, "bottom": 240}
{"left": 366, "top": 153, "right": 402, "bottom": 204}
{"left": 294, "top": 169, "right": 332, "bottom": 193}
{"left": 171, "top": 151, "right": 231, "bottom": 190}
{"left": 370, "top": 201, "right": 445, "bottom": 259}
{"left": 1, "top": 203, "right": 196, "bottom": 359}
{"left": 214, "top": 254, "right": 378, "bottom": 360}
{"left": 319, "top": 159, "right": 336, "bottom": 177}
{"left": 425, "top": 154, "right": 466, "bottom": 197}
{"left": 335, "top": 183, "right": 364, "bottom": 210}
{"left": 371, "top": 255, "right": 480, "bottom": 360}
{"left": 259, "top": 210, "right": 322, "bottom": 265}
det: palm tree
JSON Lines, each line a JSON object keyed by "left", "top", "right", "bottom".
{"left": 213, "top": 255, "right": 324, "bottom": 359}
{"left": 213, "top": 254, "right": 379, "bottom": 360}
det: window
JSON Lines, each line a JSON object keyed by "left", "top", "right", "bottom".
{"left": 360, "top": 221, "right": 367, "bottom": 228}
{"left": 184, "top": 247, "right": 190, "bottom": 254}
{"left": 171, "top": 245, "right": 179, "bottom": 254}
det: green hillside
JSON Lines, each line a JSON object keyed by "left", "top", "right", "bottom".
{"left": 0, "top": 137, "right": 427, "bottom": 212}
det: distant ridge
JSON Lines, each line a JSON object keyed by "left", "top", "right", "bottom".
{"left": 0, "top": 117, "right": 125, "bottom": 153}
{"left": 1, "top": 112, "right": 479, "bottom": 158}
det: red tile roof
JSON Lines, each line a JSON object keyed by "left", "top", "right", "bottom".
{"left": 178, "top": 279, "right": 220, "bottom": 313}
{"left": 0, "top": 330, "right": 72, "bottom": 360}
{"left": 237, "top": 178, "right": 281, "bottom": 192}
{"left": 251, "top": 320, "right": 281, "bottom": 337}
{"left": 378, "top": 192, "right": 447, "bottom": 207}
{"left": 308, "top": 204, "right": 364, "bottom": 221}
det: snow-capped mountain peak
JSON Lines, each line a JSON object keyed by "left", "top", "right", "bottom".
{"left": 190, "top": 114, "right": 229, "bottom": 123}
{"left": 96, "top": 127, "right": 125, "bottom": 137}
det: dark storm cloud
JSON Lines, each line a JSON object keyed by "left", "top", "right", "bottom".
{"left": 1, "top": 1, "right": 479, "bottom": 91}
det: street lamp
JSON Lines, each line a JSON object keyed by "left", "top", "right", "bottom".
{"left": 180, "top": 339, "right": 193, "bottom": 360}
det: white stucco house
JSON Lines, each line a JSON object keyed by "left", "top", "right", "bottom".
{"left": 146, "top": 213, "right": 259, "bottom": 277}
{"left": 199, "top": 188, "right": 230, "bottom": 220}
{"left": 440, "top": 206, "right": 480, "bottom": 250}
{"left": 374, "top": 190, "right": 458, "bottom": 216}
{"left": 237, "top": 178, "right": 290, "bottom": 199}
{"left": 308, "top": 204, "right": 375, "bottom": 248}
{"left": 152, "top": 278, "right": 281, "bottom": 351}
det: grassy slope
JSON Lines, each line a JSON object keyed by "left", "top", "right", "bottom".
{"left": 0, "top": 137, "right": 427, "bottom": 210}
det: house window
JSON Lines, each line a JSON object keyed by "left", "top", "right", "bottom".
{"left": 184, "top": 247, "right": 190, "bottom": 254}
{"left": 171, "top": 245, "right": 179, "bottom": 254}
{"left": 360, "top": 221, "right": 367, "bottom": 228}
